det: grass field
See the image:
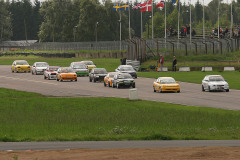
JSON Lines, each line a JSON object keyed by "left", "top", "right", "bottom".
{"left": 1, "top": 88, "right": 240, "bottom": 141}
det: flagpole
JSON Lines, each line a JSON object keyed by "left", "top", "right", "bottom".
{"left": 141, "top": 0, "right": 143, "bottom": 38}
{"left": 178, "top": 1, "right": 180, "bottom": 40}
{"left": 165, "top": 0, "right": 166, "bottom": 48}
{"left": 152, "top": 0, "right": 154, "bottom": 39}
{"left": 218, "top": 0, "right": 220, "bottom": 39}
{"left": 190, "top": 0, "right": 191, "bottom": 44}
{"left": 203, "top": 0, "right": 205, "bottom": 41}
{"left": 230, "top": 0, "right": 233, "bottom": 38}
{"left": 120, "top": 11, "right": 122, "bottom": 50}
{"left": 129, "top": 0, "right": 131, "bottom": 39}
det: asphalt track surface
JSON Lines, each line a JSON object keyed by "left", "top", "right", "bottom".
{"left": 0, "top": 65, "right": 240, "bottom": 110}
{"left": 1, "top": 140, "right": 240, "bottom": 151}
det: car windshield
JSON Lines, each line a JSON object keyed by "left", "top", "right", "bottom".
{"left": 109, "top": 74, "right": 115, "bottom": 78}
{"left": 117, "top": 74, "right": 132, "bottom": 79}
{"left": 16, "top": 61, "right": 28, "bottom": 65}
{"left": 160, "top": 79, "right": 176, "bottom": 84}
{"left": 73, "top": 64, "right": 85, "bottom": 69}
{"left": 36, "top": 63, "right": 48, "bottom": 67}
{"left": 94, "top": 69, "right": 107, "bottom": 74}
{"left": 209, "top": 76, "right": 224, "bottom": 81}
{"left": 120, "top": 67, "right": 135, "bottom": 71}
{"left": 83, "top": 61, "right": 94, "bottom": 65}
{"left": 61, "top": 68, "right": 74, "bottom": 73}
{"left": 49, "top": 68, "right": 59, "bottom": 71}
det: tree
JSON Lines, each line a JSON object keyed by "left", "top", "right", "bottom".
{"left": 0, "top": 0, "right": 12, "bottom": 41}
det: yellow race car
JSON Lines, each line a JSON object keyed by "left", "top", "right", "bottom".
{"left": 153, "top": 77, "right": 180, "bottom": 93}
{"left": 11, "top": 60, "right": 31, "bottom": 73}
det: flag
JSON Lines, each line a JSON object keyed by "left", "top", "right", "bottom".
{"left": 156, "top": 0, "right": 164, "bottom": 8}
{"left": 140, "top": 0, "right": 152, "bottom": 12}
{"left": 172, "top": 0, "right": 179, "bottom": 4}
{"left": 120, "top": 2, "right": 129, "bottom": 11}
{"left": 132, "top": 3, "right": 141, "bottom": 9}
{"left": 112, "top": 3, "right": 120, "bottom": 12}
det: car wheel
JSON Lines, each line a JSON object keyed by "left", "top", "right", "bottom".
{"left": 226, "top": 89, "right": 229, "bottom": 92}
{"left": 159, "top": 87, "right": 162, "bottom": 93}
{"left": 153, "top": 86, "right": 156, "bottom": 92}
{"left": 108, "top": 82, "right": 111, "bottom": 87}
{"left": 75, "top": 79, "right": 77, "bottom": 81}
{"left": 132, "top": 84, "right": 135, "bottom": 88}
{"left": 208, "top": 86, "right": 211, "bottom": 92}
{"left": 177, "top": 90, "right": 180, "bottom": 93}
{"left": 202, "top": 85, "right": 205, "bottom": 91}
{"left": 117, "top": 83, "right": 120, "bottom": 89}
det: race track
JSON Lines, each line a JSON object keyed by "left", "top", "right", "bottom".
{"left": 1, "top": 65, "right": 240, "bottom": 110}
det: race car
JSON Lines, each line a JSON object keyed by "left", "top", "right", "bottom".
{"left": 31, "top": 62, "right": 49, "bottom": 75}
{"left": 103, "top": 72, "right": 117, "bottom": 87}
{"left": 43, "top": 66, "right": 60, "bottom": 80}
{"left": 56, "top": 67, "right": 77, "bottom": 82}
{"left": 112, "top": 73, "right": 135, "bottom": 89}
{"left": 11, "top": 60, "right": 31, "bottom": 73}
{"left": 115, "top": 65, "right": 137, "bottom": 79}
{"left": 70, "top": 62, "right": 89, "bottom": 77}
{"left": 79, "top": 61, "right": 96, "bottom": 72}
{"left": 89, "top": 68, "right": 107, "bottom": 82}
{"left": 153, "top": 77, "right": 180, "bottom": 93}
{"left": 202, "top": 75, "right": 229, "bottom": 92}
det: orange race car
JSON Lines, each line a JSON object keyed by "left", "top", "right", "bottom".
{"left": 104, "top": 72, "right": 117, "bottom": 87}
{"left": 56, "top": 67, "right": 77, "bottom": 82}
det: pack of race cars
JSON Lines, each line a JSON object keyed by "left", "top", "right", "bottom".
{"left": 11, "top": 60, "right": 230, "bottom": 92}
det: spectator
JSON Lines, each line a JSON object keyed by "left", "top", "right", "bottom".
{"left": 172, "top": 56, "right": 177, "bottom": 72}
{"left": 158, "top": 55, "right": 164, "bottom": 72}
{"left": 191, "top": 29, "right": 196, "bottom": 36}
{"left": 186, "top": 24, "right": 190, "bottom": 35}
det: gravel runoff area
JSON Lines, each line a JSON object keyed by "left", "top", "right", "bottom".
{"left": 1, "top": 147, "right": 240, "bottom": 160}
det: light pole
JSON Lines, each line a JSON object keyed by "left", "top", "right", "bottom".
{"left": 203, "top": 0, "right": 205, "bottom": 41}
{"left": 148, "top": 15, "right": 152, "bottom": 39}
{"left": 73, "top": 25, "right": 78, "bottom": 42}
{"left": 95, "top": 22, "right": 99, "bottom": 42}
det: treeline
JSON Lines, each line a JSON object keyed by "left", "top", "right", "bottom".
{"left": 0, "top": 0, "right": 240, "bottom": 42}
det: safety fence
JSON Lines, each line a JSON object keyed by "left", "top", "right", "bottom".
{"left": 125, "top": 37, "right": 240, "bottom": 62}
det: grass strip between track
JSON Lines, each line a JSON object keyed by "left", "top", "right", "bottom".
{"left": 1, "top": 88, "right": 240, "bottom": 142}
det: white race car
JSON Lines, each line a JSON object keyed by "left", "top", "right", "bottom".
{"left": 202, "top": 75, "right": 229, "bottom": 92}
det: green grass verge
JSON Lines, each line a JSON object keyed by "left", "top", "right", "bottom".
{"left": 138, "top": 71, "right": 240, "bottom": 90}
{"left": 1, "top": 88, "right": 240, "bottom": 141}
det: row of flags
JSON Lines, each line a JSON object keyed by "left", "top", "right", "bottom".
{"left": 113, "top": 0, "right": 179, "bottom": 12}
